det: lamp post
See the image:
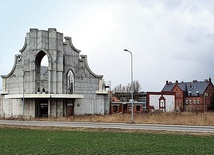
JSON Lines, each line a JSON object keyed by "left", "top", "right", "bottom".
{"left": 124, "top": 49, "right": 134, "bottom": 123}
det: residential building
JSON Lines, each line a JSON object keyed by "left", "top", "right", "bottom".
{"left": 162, "top": 79, "right": 214, "bottom": 112}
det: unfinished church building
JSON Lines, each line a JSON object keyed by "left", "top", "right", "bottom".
{"left": 0, "top": 28, "right": 110, "bottom": 119}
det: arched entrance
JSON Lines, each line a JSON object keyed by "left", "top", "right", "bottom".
{"left": 159, "top": 95, "right": 166, "bottom": 112}
{"left": 35, "top": 51, "right": 49, "bottom": 117}
{"left": 35, "top": 51, "right": 49, "bottom": 93}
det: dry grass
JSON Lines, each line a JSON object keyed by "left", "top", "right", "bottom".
{"left": 2, "top": 112, "right": 214, "bottom": 136}
{"left": 30, "top": 112, "right": 214, "bottom": 126}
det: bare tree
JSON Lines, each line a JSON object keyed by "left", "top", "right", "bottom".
{"left": 113, "top": 80, "right": 142, "bottom": 93}
{"left": 133, "top": 80, "right": 141, "bottom": 93}
{"left": 113, "top": 81, "right": 142, "bottom": 101}
{"left": 114, "top": 84, "right": 123, "bottom": 93}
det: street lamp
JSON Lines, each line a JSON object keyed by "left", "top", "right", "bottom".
{"left": 124, "top": 49, "right": 134, "bottom": 123}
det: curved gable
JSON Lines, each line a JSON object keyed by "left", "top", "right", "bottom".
{"left": 64, "top": 37, "right": 81, "bottom": 53}
{"left": 1, "top": 54, "right": 21, "bottom": 78}
{"left": 80, "top": 55, "right": 103, "bottom": 78}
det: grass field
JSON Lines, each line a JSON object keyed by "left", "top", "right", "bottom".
{"left": 0, "top": 127, "right": 214, "bottom": 155}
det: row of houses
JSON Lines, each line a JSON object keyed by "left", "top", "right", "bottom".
{"left": 111, "top": 78, "right": 214, "bottom": 113}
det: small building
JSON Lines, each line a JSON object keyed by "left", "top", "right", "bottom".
{"left": 162, "top": 79, "right": 214, "bottom": 112}
{"left": 0, "top": 28, "right": 110, "bottom": 119}
{"left": 111, "top": 92, "right": 147, "bottom": 114}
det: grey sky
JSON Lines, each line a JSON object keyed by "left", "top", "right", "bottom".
{"left": 1, "top": 0, "right": 214, "bottom": 91}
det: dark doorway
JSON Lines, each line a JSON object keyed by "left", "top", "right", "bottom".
{"left": 113, "top": 106, "right": 118, "bottom": 113}
{"left": 35, "top": 99, "right": 48, "bottom": 117}
{"left": 123, "top": 104, "right": 127, "bottom": 113}
{"left": 66, "top": 100, "right": 74, "bottom": 116}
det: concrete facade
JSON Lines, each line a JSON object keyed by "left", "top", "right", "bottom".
{"left": 0, "top": 28, "right": 109, "bottom": 119}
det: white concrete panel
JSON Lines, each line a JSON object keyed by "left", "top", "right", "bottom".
{"left": 149, "top": 94, "right": 175, "bottom": 112}
{"left": 12, "top": 99, "right": 22, "bottom": 116}
{"left": 3, "top": 100, "right": 11, "bottom": 117}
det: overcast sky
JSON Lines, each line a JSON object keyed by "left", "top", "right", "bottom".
{"left": 1, "top": 0, "right": 214, "bottom": 91}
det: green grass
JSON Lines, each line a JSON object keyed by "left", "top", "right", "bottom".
{"left": 0, "top": 128, "right": 214, "bottom": 155}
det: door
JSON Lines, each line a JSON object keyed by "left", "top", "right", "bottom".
{"left": 66, "top": 100, "right": 74, "bottom": 116}
{"left": 35, "top": 99, "right": 48, "bottom": 117}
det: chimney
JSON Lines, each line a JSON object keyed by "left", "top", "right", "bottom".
{"left": 166, "top": 80, "right": 169, "bottom": 85}
{"left": 175, "top": 80, "right": 178, "bottom": 84}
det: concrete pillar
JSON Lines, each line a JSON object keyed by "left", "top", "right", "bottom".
{"left": 48, "top": 99, "right": 51, "bottom": 117}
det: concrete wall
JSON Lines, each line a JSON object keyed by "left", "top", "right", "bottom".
{"left": 49, "top": 99, "right": 64, "bottom": 117}
{"left": 24, "top": 99, "right": 35, "bottom": 118}
{"left": 149, "top": 94, "right": 175, "bottom": 112}
{"left": 0, "top": 98, "right": 23, "bottom": 118}
{"left": 0, "top": 95, "right": 2, "bottom": 117}
{"left": 74, "top": 95, "right": 105, "bottom": 115}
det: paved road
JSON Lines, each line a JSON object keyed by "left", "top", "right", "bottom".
{"left": 0, "top": 120, "right": 214, "bottom": 133}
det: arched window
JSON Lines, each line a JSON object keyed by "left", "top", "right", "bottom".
{"left": 159, "top": 95, "right": 166, "bottom": 112}
{"left": 67, "top": 70, "right": 74, "bottom": 94}
{"left": 35, "top": 51, "right": 49, "bottom": 93}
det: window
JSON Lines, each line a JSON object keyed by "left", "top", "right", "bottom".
{"left": 196, "top": 91, "right": 199, "bottom": 96}
{"left": 113, "top": 106, "right": 118, "bottom": 113}
{"left": 197, "top": 100, "right": 200, "bottom": 104}
{"left": 129, "top": 106, "right": 132, "bottom": 112}
{"left": 136, "top": 106, "right": 140, "bottom": 111}
{"left": 176, "top": 93, "right": 180, "bottom": 98}
{"left": 67, "top": 70, "right": 74, "bottom": 94}
{"left": 159, "top": 99, "right": 165, "bottom": 112}
{"left": 189, "top": 100, "right": 192, "bottom": 104}
{"left": 142, "top": 103, "right": 146, "bottom": 109}
{"left": 160, "top": 100, "right": 164, "bottom": 107}
{"left": 67, "top": 103, "right": 73, "bottom": 106}
{"left": 193, "top": 100, "right": 196, "bottom": 104}
{"left": 186, "top": 100, "right": 188, "bottom": 104}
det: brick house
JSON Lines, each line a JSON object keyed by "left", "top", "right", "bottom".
{"left": 162, "top": 78, "right": 214, "bottom": 112}
{"left": 111, "top": 92, "right": 147, "bottom": 114}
